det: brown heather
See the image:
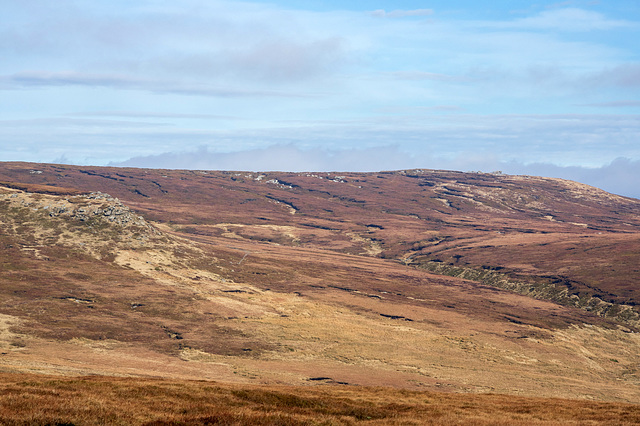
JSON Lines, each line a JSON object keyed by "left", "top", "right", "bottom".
{"left": 1, "top": 162, "right": 640, "bottom": 424}
{"left": 0, "top": 373, "right": 639, "bottom": 425}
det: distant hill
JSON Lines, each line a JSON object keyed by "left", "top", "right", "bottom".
{"left": 1, "top": 161, "right": 639, "bottom": 407}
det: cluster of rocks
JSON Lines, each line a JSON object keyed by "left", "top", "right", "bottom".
{"left": 68, "top": 192, "right": 156, "bottom": 231}
{"left": 265, "top": 179, "right": 293, "bottom": 189}
{"left": 2, "top": 190, "right": 157, "bottom": 232}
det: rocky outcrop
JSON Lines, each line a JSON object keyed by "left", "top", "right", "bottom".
{"left": 71, "top": 192, "right": 152, "bottom": 229}
{"left": 414, "top": 260, "right": 640, "bottom": 330}
{"left": 0, "top": 188, "right": 161, "bottom": 236}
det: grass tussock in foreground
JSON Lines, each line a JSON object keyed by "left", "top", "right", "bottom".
{"left": 0, "top": 374, "right": 638, "bottom": 425}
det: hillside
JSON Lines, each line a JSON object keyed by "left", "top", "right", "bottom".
{"left": 2, "top": 162, "right": 640, "bottom": 322}
{"left": 1, "top": 162, "right": 639, "bottom": 417}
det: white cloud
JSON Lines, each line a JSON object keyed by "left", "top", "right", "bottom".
{"left": 69, "top": 111, "right": 239, "bottom": 120}
{"left": 224, "top": 37, "right": 347, "bottom": 81}
{"left": 110, "top": 144, "right": 417, "bottom": 172}
{"left": 0, "top": 1, "right": 353, "bottom": 86}
{"left": 579, "top": 100, "right": 640, "bottom": 107}
{"left": 386, "top": 71, "right": 464, "bottom": 82}
{"left": 499, "top": 8, "right": 633, "bottom": 31}
{"left": 0, "top": 71, "right": 311, "bottom": 98}
{"left": 370, "top": 9, "right": 434, "bottom": 19}
{"left": 2, "top": 112, "right": 638, "bottom": 170}
{"left": 591, "top": 64, "right": 640, "bottom": 88}
{"left": 0, "top": 117, "right": 165, "bottom": 128}
{"left": 3, "top": 71, "right": 147, "bottom": 88}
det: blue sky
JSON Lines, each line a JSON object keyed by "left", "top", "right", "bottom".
{"left": 1, "top": 0, "right": 640, "bottom": 197}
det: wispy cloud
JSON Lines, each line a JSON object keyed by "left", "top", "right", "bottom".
{"left": 591, "top": 64, "right": 640, "bottom": 88}
{"left": 497, "top": 8, "right": 633, "bottom": 31}
{"left": 0, "top": 117, "right": 167, "bottom": 128}
{"left": 0, "top": 1, "right": 353, "bottom": 90}
{"left": 578, "top": 100, "right": 640, "bottom": 107}
{"left": 222, "top": 37, "right": 347, "bottom": 81}
{"left": 68, "top": 111, "right": 240, "bottom": 120}
{"left": 3, "top": 71, "right": 147, "bottom": 89}
{"left": 386, "top": 71, "right": 464, "bottom": 82}
{"left": 2, "top": 112, "right": 638, "bottom": 171}
{"left": 111, "top": 144, "right": 416, "bottom": 172}
{"left": 0, "top": 71, "right": 311, "bottom": 98}
{"left": 370, "top": 9, "right": 434, "bottom": 19}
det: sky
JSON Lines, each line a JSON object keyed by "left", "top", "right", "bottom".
{"left": 1, "top": 0, "right": 640, "bottom": 197}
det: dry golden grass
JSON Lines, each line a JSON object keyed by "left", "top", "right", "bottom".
{"left": 0, "top": 373, "right": 638, "bottom": 425}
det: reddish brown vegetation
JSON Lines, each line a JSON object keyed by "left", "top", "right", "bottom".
{"left": 0, "top": 373, "right": 638, "bottom": 425}
{"left": 1, "top": 162, "right": 640, "bottom": 422}
{"left": 0, "top": 181, "right": 86, "bottom": 196}
{"left": 1, "top": 162, "right": 639, "bottom": 314}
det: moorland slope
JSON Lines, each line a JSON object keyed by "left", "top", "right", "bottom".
{"left": 0, "top": 162, "right": 639, "bottom": 417}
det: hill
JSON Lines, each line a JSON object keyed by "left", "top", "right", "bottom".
{"left": 2, "top": 162, "right": 639, "bottom": 323}
{"left": 0, "top": 162, "right": 639, "bottom": 422}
